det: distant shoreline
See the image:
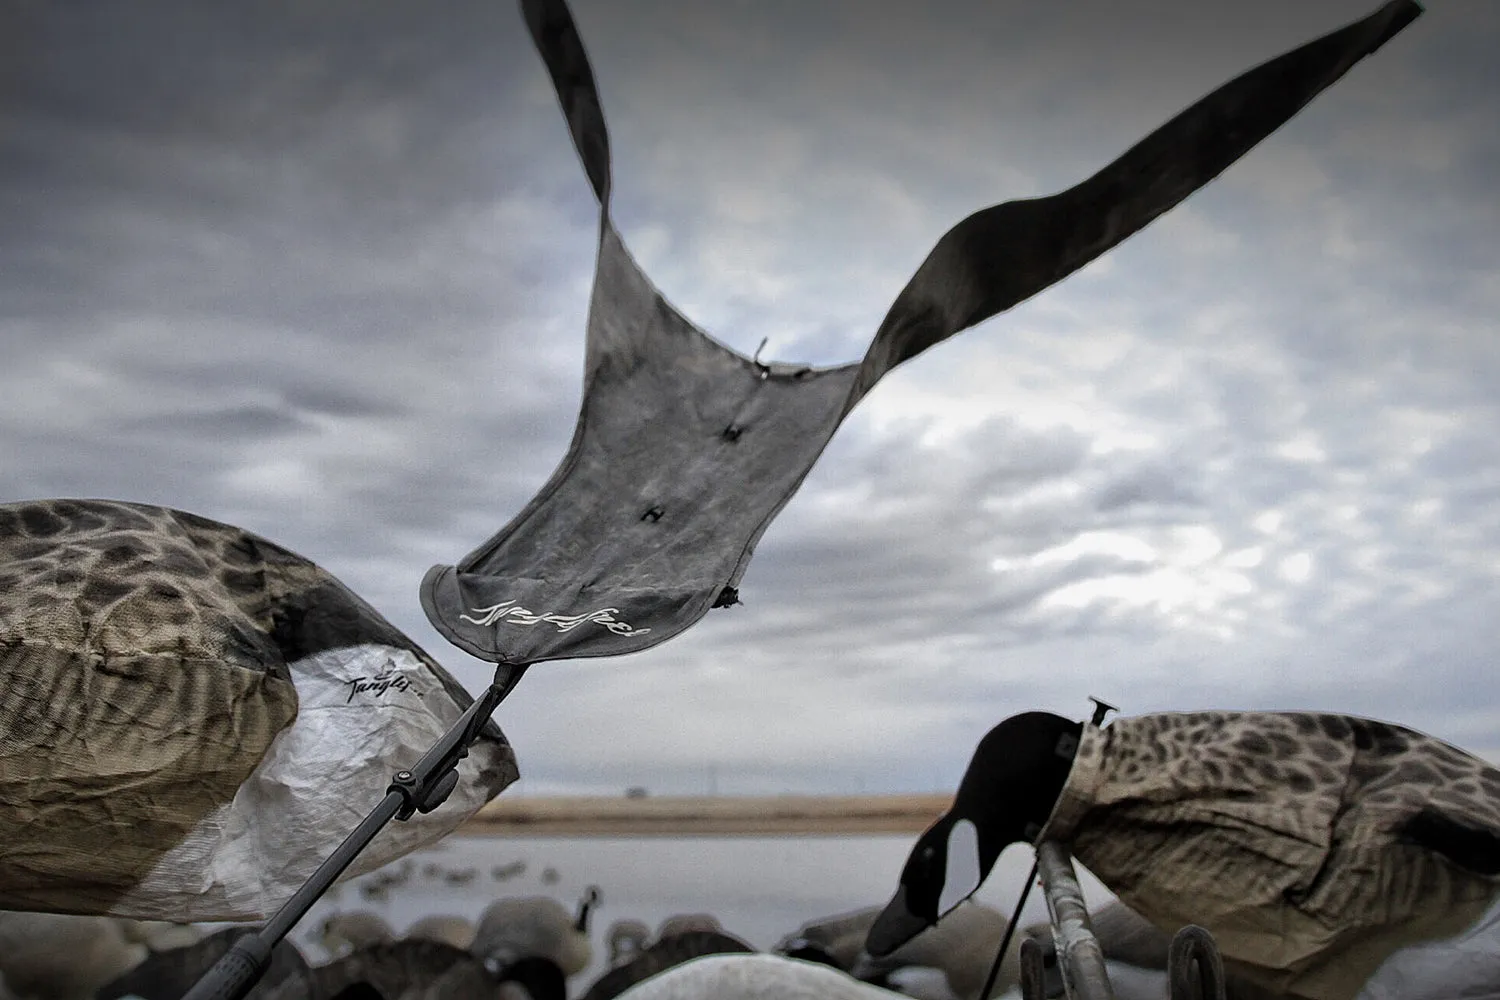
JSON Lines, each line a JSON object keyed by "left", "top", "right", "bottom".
{"left": 457, "top": 793, "right": 953, "bottom": 837}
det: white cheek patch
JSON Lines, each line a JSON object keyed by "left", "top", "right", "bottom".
{"left": 938, "top": 818, "right": 982, "bottom": 916}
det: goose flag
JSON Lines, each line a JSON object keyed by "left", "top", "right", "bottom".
{"left": 421, "top": 0, "right": 1422, "bottom": 668}
{"left": 0, "top": 498, "right": 519, "bottom": 922}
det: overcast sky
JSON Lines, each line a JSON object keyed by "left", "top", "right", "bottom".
{"left": 3, "top": 0, "right": 1497, "bottom": 797}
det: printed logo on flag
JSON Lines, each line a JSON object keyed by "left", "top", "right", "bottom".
{"left": 460, "top": 599, "right": 650, "bottom": 637}
{"left": 344, "top": 670, "right": 422, "bottom": 704}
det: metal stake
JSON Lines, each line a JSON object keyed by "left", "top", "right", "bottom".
{"left": 177, "top": 662, "right": 528, "bottom": 1000}
{"left": 1036, "top": 840, "right": 1115, "bottom": 1000}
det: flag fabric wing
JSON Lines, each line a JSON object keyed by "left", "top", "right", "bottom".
{"left": 0, "top": 498, "right": 518, "bottom": 922}
{"left": 421, "top": 0, "right": 1420, "bottom": 668}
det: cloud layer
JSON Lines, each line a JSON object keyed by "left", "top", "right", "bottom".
{"left": 3, "top": 0, "right": 1498, "bottom": 795}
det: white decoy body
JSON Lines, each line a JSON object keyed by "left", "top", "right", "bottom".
{"left": 851, "top": 902, "right": 1018, "bottom": 1000}
{"left": 0, "top": 911, "right": 149, "bottom": 1000}
{"left": 781, "top": 902, "right": 1017, "bottom": 999}
{"left": 318, "top": 912, "right": 396, "bottom": 959}
{"left": 610, "top": 953, "right": 934, "bottom": 1000}
{"left": 607, "top": 919, "right": 652, "bottom": 966}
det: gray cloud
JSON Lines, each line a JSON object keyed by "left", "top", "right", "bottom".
{"left": 3, "top": 0, "right": 1498, "bottom": 798}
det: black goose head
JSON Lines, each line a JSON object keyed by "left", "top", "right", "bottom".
{"left": 866, "top": 711, "right": 1082, "bottom": 957}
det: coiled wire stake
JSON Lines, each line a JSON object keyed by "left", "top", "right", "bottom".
{"left": 1018, "top": 925, "right": 1050, "bottom": 1000}
{"left": 1168, "top": 925, "right": 1227, "bottom": 1000}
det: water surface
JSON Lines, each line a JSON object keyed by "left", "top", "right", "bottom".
{"left": 291, "top": 834, "right": 1116, "bottom": 986}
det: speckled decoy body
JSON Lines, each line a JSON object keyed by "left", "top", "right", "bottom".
{"left": 871, "top": 709, "right": 1500, "bottom": 1000}
{"left": 1045, "top": 711, "right": 1500, "bottom": 999}
{"left": 0, "top": 498, "right": 518, "bottom": 920}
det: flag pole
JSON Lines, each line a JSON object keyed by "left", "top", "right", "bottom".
{"left": 178, "top": 662, "right": 529, "bottom": 1000}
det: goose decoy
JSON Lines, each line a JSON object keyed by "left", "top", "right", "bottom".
{"left": 113, "top": 920, "right": 205, "bottom": 953}
{"left": 0, "top": 911, "right": 147, "bottom": 1000}
{"left": 575, "top": 886, "right": 603, "bottom": 937}
{"left": 776, "top": 907, "right": 884, "bottom": 970}
{"left": 364, "top": 861, "right": 416, "bottom": 895}
{"left": 493, "top": 956, "right": 569, "bottom": 1000}
{"left": 850, "top": 902, "right": 1018, "bottom": 1000}
{"left": 653, "top": 914, "right": 721, "bottom": 940}
{"left": 259, "top": 938, "right": 561, "bottom": 1000}
{"left": 470, "top": 890, "right": 597, "bottom": 980}
{"left": 605, "top": 919, "right": 652, "bottom": 967}
{"left": 405, "top": 916, "right": 476, "bottom": 951}
{"left": 607, "top": 953, "right": 939, "bottom": 1000}
{"left": 869, "top": 710, "right": 1500, "bottom": 1000}
{"left": 779, "top": 902, "right": 1018, "bottom": 1000}
{"left": 320, "top": 913, "right": 397, "bottom": 959}
{"left": 582, "top": 930, "right": 756, "bottom": 1000}
{"left": 95, "top": 926, "right": 310, "bottom": 1000}
{"left": 0, "top": 498, "right": 518, "bottom": 921}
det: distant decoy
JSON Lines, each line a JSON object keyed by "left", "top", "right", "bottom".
{"left": 258, "top": 938, "right": 561, "bottom": 1000}
{"left": 582, "top": 930, "right": 756, "bottom": 1000}
{"left": 575, "top": 886, "right": 603, "bottom": 936}
{"left": 605, "top": 919, "right": 652, "bottom": 967}
{"left": 113, "top": 920, "right": 205, "bottom": 953}
{"left": 869, "top": 710, "right": 1500, "bottom": 1000}
{"left": 95, "top": 926, "right": 309, "bottom": 1000}
{"left": 851, "top": 903, "right": 1018, "bottom": 1000}
{"left": 776, "top": 906, "right": 881, "bottom": 970}
{"left": 405, "top": 916, "right": 476, "bottom": 951}
{"left": 653, "top": 914, "right": 721, "bottom": 940}
{"left": 471, "top": 889, "right": 599, "bottom": 979}
{"left": 778, "top": 902, "right": 1018, "bottom": 999}
{"left": 0, "top": 912, "right": 147, "bottom": 1000}
{"left": 320, "top": 913, "right": 397, "bottom": 959}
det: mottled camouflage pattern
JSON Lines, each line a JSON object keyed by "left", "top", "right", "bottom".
{"left": 1039, "top": 712, "right": 1500, "bottom": 1000}
{"left": 0, "top": 498, "right": 513, "bottom": 913}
